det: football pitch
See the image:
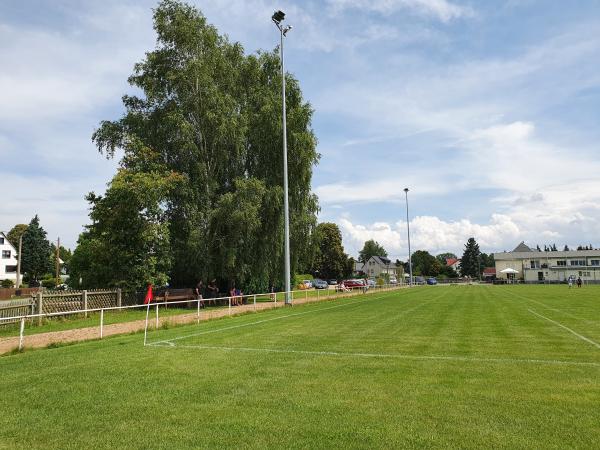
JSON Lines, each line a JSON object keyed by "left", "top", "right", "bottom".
{"left": 1, "top": 285, "right": 599, "bottom": 449}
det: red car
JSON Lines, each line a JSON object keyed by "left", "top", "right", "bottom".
{"left": 343, "top": 279, "right": 365, "bottom": 288}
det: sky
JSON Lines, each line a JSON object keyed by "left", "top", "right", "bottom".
{"left": 1, "top": 0, "right": 600, "bottom": 262}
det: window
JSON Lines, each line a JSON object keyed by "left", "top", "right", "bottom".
{"left": 5, "top": 265, "right": 16, "bottom": 273}
{"left": 591, "top": 260, "right": 600, "bottom": 266}
{"left": 0, "top": 237, "right": 4, "bottom": 244}
{"left": 570, "top": 260, "right": 586, "bottom": 266}
{"left": 530, "top": 260, "right": 540, "bottom": 269}
{"left": 556, "top": 260, "right": 566, "bottom": 266}
{"left": 1, "top": 250, "right": 10, "bottom": 259}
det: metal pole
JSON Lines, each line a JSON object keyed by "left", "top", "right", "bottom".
{"left": 197, "top": 299, "right": 200, "bottom": 324}
{"left": 404, "top": 188, "right": 413, "bottom": 287}
{"left": 100, "top": 309, "right": 104, "bottom": 339}
{"left": 155, "top": 303, "right": 159, "bottom": 329}
{"left": 280, "top": 27, "right": 292, "bottom": 305}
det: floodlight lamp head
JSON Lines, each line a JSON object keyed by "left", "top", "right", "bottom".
{"left": 283, "top": 25, "right": 292, "bottom": 36}
{"left": 272, "top": 10, "right": 285, "bottom": 24}
{"left": 404, "top": 187, "right": 409, "bottom": 193}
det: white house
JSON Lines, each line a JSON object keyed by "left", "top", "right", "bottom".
{"left": 361, "top": 256, "right": 399, "bottom": 278}
{"left": 0, "top": 232, "right": 19, "bottom": 283}
{"left": 494, "top": 242, "right": 600, "bottom": 283}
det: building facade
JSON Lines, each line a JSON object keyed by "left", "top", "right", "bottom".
{"left": 494, "top": 242, "right": 600, "bottom": 283}
{"left": 0, "top": 232, "right": 19, "bottom": 283}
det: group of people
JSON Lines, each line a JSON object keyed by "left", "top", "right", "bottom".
{"left": 194, "top": 279, "right": 245, "bottom": 307}
{"left": 567, "top": 276, "right": 583, "bottom": 288}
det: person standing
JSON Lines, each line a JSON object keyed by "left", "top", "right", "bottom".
{"left": 195, "top": 280, "right": 204, "bottom": 308}
{"left": 577, "top": 277, "right": 582, "bottom": 288}
{"left": 568, "top": 276, "right": 573, "bottom": 289}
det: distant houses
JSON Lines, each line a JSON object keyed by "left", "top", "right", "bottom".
{"left": 354, "top": 256, "right": 399, "bottom": 278}
{"left": 494, "top": 242, "right": 600, "bottom": 283}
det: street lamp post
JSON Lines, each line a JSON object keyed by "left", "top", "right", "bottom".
{"left": 272, "top": 11, "right": 293, "bottom": 304}
{"left": 404, "top": 188, "right": 413, "bottom": 287}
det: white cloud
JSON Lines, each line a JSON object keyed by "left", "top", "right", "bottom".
{"left": 327, "top": 0, "right": 473, "bottom": 22}
{"left": 339, "top": 214, "right": 521, "bottom": 259}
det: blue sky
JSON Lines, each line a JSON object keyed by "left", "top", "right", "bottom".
{"left": 1, "top": 0, "right": 600, "bottom": 261}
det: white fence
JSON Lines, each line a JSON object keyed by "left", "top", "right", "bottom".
{"left": 1, "top": 284, "right": 405, "bottom": 351}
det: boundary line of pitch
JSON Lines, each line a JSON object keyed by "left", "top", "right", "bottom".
{"left": 147, "top": 287, "right": 443, "bottom": 347}
{"left": 497, "top": 289, "right": 600, "bottom": 350}
{"left": 147, "top": 342, "right": 600, "bottom": 368}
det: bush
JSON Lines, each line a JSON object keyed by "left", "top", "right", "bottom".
{"left": 41, "top": 278, "right": 60, "bottom": 288}
{"left": 1, "top": 279, "right": 14, "bottom": 288}
{"left": 293, "top": 274, "right": 314, "bottom": 286}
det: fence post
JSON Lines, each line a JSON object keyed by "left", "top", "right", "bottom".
{"left": 253, "top": 294, "right": 257, "bottom": 311}
{"left": 100, "top": 309, "right": 104, "bottom": 339}
{"left": 37, "top": 292, "right": 43, "bottom": 326}
{"left": 228, "top": 297, "right": 231, "bottom": 315}
{"left": 317, "top": 289, "right": 319, "bottom": 302}
{"left": 19, "top": 318, "right": 25, "bottom": 351}
{"left": 117, "top": 288, "right": 122, "bottom": 308}
{"left": 155, "top": 303, "right": 159, "bottom": 329}
{"left": 82, "top": 290, "right": 88, "bottom": 318}
{"left": 197, "top": 299, "right": 200, "bottom": 325}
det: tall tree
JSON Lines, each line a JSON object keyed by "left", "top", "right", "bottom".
{"left": 21, "top": 216, "right": 52, "bottom": 283}
{"left": 358, "top": 239, "right": 387, "bottom": 264}
{"left": 311, "top": 223, "right": 348, "bottom": 280}
{"left": 89, "top": 0, "right": 319, "bottom": 291}
{"left": 6, "top": 224, "right": 28, "bottom": 248}
{"left": 459, "top": 237, "right": 481, "bottom": 278}
{"left": 410, "top": 250, "right": 441, "bottom": 276}
{"left": 70, "top": 170, "right": 179, "bottom": 289}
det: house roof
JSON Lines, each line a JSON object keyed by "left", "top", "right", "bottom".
{"left": 512, "top": 241, "right": 534, "bottom": 252}
{"left": 372, "top": 255, "right": 391, "bottom": 265}
{"left": 446, "top": 258, "right": 459, "bottom": 266}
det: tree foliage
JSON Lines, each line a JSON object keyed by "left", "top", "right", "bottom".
{"left": 78, "top": 0, "right": 319, "bottom": 291}
{"left": 311, "top": 223, "right": 348, "bottom": 280}
{"left": 358, "top": 240, "right": 387, "bottom": 264}
{"left": 70, "top": 170, "right": 180, "bottom": 289}
{"left": 459, "top": 237, "right": 481, "bottom": 278}
{"left": 21, "top": 216, "right": 52, "bottom": 283}
{"left": 6, "top": 224, "right": 28, "bottom": 249}
{"left": 409, "top": 250, "right": 441, "bottom": 276}
{"left": 435, "top": 252, "right": 457, "bottom": 265}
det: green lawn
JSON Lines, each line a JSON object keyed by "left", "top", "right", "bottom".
{"left": 1, "top": 285, "right": 599, "bottom": 449}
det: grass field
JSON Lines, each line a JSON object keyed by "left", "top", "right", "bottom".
{"left": 1, "top": 285, "right": 599, "bottom": 449}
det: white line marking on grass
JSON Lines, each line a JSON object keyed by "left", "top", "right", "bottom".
{"left": 147, "top": 343, "right": 600, "bottom": 368}
{"left": 506, "top": 290, "right": 600, "bottom": 328}
{"left": 528, "top": 309, "right": 600, "bottom": 350}
{"left": 150, "top": 290, "right": 414, "bottom": 346}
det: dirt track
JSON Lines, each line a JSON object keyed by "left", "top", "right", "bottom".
{"left": 0, "top": 289, "right": 386, "bottom": 355}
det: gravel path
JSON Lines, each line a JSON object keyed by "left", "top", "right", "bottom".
{"left": 0, "top": 289, "right": 386, "bottom": 355}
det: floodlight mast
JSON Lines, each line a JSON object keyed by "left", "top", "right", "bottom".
{"left": 272, "top": 10, "right": 292, "bottom": 305}
{"left": 404, "top": 188, "right": 413, "bottom": 287}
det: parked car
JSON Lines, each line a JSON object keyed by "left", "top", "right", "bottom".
{"left": 313, "top": 279, "right": 329, "bottom": 289}
{"left": 367, "top": 278, "right": 376, "bottom": 287}
{"left": 302, "top": 280, "right": 313, "bottom": 289}
{"left": 344, "top": 279, "right": 366, "bottom": 289}
{"left": 426, "top": 277, "right": 437, "bottom": 285}
{"left": 328, "top": 279, "right": 338, "bottom": 285}
{"left": 414, "top": 276, "right": 426, "bottom": 285}
{"left": 389, "top": 277, "right": 398, "bottom": 285}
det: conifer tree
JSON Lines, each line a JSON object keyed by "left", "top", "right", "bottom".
{"left": 459, "top": 237, "right": 481, "bottom": 278}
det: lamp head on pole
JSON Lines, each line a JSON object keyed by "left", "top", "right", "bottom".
{"left": 272, "top": 10, "right": 285, "bottom": 25}
{"left": 404, "top": 187, "right": 409, "bottom": 193}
